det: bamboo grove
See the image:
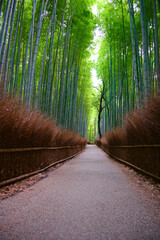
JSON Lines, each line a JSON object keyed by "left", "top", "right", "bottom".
{"left": 96, "top": 0, "right": 160, "bottom": 137}
{"left": 1, "top": 0, "right": 160, "bottom": 141}
{"left": 0, "top": 0, "right": 96, "bottom": 137}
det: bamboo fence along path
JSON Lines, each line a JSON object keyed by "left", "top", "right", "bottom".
{"left": 98, "top": 144, "right": 160, "bottom": 181}
{"left": 0, "top": 145, "right": 85, "bottom": 186}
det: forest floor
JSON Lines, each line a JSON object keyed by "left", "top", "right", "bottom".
{"left": 0, "top": 145, "right": 160, "bottom": 240}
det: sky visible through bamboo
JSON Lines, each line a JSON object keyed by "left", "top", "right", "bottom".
{"left": 90, "top": 5, "right": 102, "bottom": 88}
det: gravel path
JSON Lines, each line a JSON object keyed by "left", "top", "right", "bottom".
{"left": 0, "top": 145, "right": 160, "bottom": 240}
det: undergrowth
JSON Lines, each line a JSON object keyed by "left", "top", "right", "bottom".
{"left": 0, "top": 95, "right": 87, "bottom": 149}
{"left": 99, "top": 96, "right": 160, "bottom": 146}
{"left": 95, "top": 96, "right": 160, "bottom": 178}
{"left": 0, "top": 94, "right": 87, "bottom": 182}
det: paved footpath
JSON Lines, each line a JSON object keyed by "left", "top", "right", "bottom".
{"left": 0, "top": 145, "right": 160, "bottom": 240}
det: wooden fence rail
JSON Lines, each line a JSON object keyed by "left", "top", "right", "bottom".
{"left": 0, "top": 145, "right": 85, "bottom": 187}
{"left": 96, "top": 144, "right": 160, "bottom": 181}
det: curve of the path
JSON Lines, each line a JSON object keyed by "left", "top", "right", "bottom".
{"left": 0, "top": 145, "right": 160, "bottom": 240}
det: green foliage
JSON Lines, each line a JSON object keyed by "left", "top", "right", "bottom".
{"left": 95, "top": 0, "right": 160, "bottom": 136}
{"left": 1, "top": 0, "right": 159, "bottom": 140}
{"left": 0, "top": 0, "right": 96, "bottom": 137}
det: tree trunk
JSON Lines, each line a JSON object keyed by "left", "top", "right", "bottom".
{"left": 98, "top": 92, "right": 104, "bottom": 138}
{"left": 140, "top": 0, "right": 149, "bottom": 97}
{"left": 153, "top": 0, "right": 160, "bottom": 90}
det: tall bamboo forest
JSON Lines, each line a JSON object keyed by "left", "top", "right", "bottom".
{"left": 95, "top": 0, "right": 160, "bottom": 140}
{"left": 0, "top": 0, "right": 160, "bottom": 142}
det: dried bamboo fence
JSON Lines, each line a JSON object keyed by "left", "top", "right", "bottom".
{"left": 96, "top": 143, "right": 160, "bottom": 181}
{"left": 0, "top": 145, "right": 85, "bottom": 187}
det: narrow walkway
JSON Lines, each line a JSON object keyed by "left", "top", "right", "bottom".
{"left": 0, "top": 145, "right": 160, "bottom": 240}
